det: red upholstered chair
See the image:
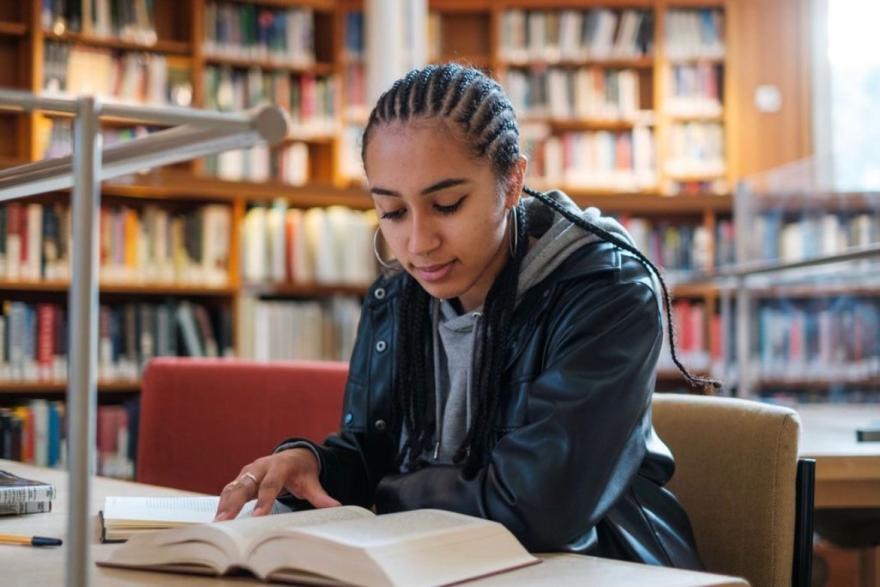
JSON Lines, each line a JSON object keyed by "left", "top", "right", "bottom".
{"left": 137, "top": 357, "right": 348, "bottom": 494}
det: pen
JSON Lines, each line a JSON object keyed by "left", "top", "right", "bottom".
{"left": 0, "top": 534, "right": 63, "bottom": 547}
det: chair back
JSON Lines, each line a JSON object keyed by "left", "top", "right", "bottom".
{"left": 138, "top": 358, "right": 348, "bottom": 494}
{"left": 652, "top": 394, "right": 802, "bottom": 587}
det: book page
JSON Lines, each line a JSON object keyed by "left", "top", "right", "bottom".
{"left": 102, "top": 496, "right": 286, "bottom": 527}
{"left": 286, "top": 508, "right": 487, "bottom": 548}
{"left": 248, "top": 510, "right": 538, "bottom": 587}
{"left": 99, "top": 505, "right": 375, "bottom": 575}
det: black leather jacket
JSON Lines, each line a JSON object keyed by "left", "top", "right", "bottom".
{"left": 280, "top": 240, "right": 703, "bottom": 570}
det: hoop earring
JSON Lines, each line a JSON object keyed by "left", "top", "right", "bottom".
{"left": 373, "top": 228, "right": 395, "bottom": 269}
{"left": 508, "top": 205, "right": 518, "bottom": 257}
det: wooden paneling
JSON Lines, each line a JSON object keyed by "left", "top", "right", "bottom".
{"left": 727, "top": 0, "right": 813, "bottom": 179}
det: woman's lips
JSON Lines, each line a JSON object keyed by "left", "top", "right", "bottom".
{"left": 413, "top": 261, "right": 455, "bottom": 282}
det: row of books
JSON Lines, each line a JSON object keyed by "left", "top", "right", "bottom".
{"left": 239, "top": 295, "right": 361, "bottom": 362}
{"left": 498, "top": 9, "right": 654, "bottom": 63}
{"left": 42, "top": 120, "right": 153, "bottom": 160}
{"left": 715, "top": 219, "right": 736, "bottom": 268}
{"left": 750, "top": 212, "right": 880, "bottom": 263}
{"left": 42, "top": 41, "right": 192, "bottom": 107}
{"left": 756, "top": 298, "right": 880, "bottom": 383}
{"left": 203, "top": 142, "right": 310, "bottom": 186}
{"left": 665, "top": 122, "right": 725, "bottom": 177}
{"left": 203, "top": 1, "right": 316, "bottom": 66}
{"left": 343, "top": 11, "right": 364, "bottom": 60}
{"left": 617, "top": 217, "right": 712, "bottom": 274}
{"left": 666, "top": 63, "right": 723, "bottom": 117}
{"left": 42, "top": 0, "right": 158, "bottom": 46}
{"left": 658, "top": 300, "right": 712, "bottom": 373}
{"left": 0, "top": 400, "right": 137, "bottom": 480}
{"left": 344, "top": 63, "right": 368, "bottom": 121}
{"left": 503, "top": 67, "right": 645, "bottom": 122}
{"left": 242, "top": 202, "right": 378, "bottom": 286}
{"left": 524, "top": 127, "right": 656, "bottom": 191}
{"left": 761, "top": 390, "right": 880, "bottom": 406}
{"left": 99, "top": 301, "right": 234, "bottom": 380}
{"left": 665, "top": 9, "right": 725, "bottom": 60}
{"left": 203, "top": 67, "right": 338, "bottom": 135}
{"left": 340, "top": 125, "right": 366, "bottom": 182}
{"left": 0, "top": 299, "right": 231, "bottom": 383}
{"left": 0, "top": 201, "right": 231, "bottom": 286}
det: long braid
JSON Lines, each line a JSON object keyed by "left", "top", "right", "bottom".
{"left": 362, "top": 64, "right": 718, "bottom": 472}
{"left": 522, "top": 186, "right": 721, "bottom": 392}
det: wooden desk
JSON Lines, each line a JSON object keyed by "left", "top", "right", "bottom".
{"left": 0, "top": 460, "right": 747, "bottom": 587}
{"left": 798, "top": 404, "right": 880, "bottom": 508}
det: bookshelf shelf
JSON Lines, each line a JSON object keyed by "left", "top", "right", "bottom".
{"left": 758, "top": 378, "right": 880, "bottom": 391}
{"left": 748, "top": 283, "right": 880, "bottom": 300}
{"left": 203, "top": 54, "right": 335, "bottom": 76}
{"left": 42, "top": 31, "right": 191, "bottom": 55}
{"left": 0, "top": 381, "right": 141, "bottom": 394}
{"left": 0, "top": 22, "right": 28, "bottom": 36}
{"left": 499, "top": 57, "right": 655, "bottom": 70}
{"left": 244, "top": 282, "right": 369, "bottom": 298}
{"left": 666, "top": 112, "right": 724, "bottom": 122}
{"left": 431, "top": 54, "right": 492, "bottom": 68}
{"left": 0, "top": 280, "right": 236, "bottom": 297}
{"left": 494, "top": 0, "right": 654, "bottom": 8}
{"left": 98, "top": 175, "right": 375, "bottom": 209}
{"left": 221, "top": 0, "right": 337, "bottom": 9}
{"left": 566, "top": 192, "right": 732, "bottom": 213}
{"left": 751, "top": 193, "right": 880, "bottom": 213}
{"left": 665, "top": 55, "right": 725, "bottom": 65}
{"left": 539, "top": 118, "right": 653, "bottom": 132}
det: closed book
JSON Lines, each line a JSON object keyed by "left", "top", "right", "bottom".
{"left": 0, "top": 499, "right": 52, "bottom": 515}
{"left": 0, "top": 469, "right": 56, "bottom": 505}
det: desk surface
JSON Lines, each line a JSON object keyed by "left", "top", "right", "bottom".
{"left": 797, "top": 404, "right": 880, "bottom": 508}
{"left": 0, "top": 460, "right": 747, "bottom": 587}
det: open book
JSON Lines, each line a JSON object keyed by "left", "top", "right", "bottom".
{"left": 99, "top": 495, "right": 292, "bottom": 542}
{"left": 95, "top": 506, "right": 539, "bottom": 587}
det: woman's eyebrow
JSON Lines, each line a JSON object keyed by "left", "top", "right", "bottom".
{"left": 370, "top": 178, "right": 470, "bottom": 198}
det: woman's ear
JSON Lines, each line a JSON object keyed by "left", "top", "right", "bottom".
{"left": 504, "top": 155, "right": 528, "bottom": 209}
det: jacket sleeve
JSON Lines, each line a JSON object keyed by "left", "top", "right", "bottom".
{"left": 372, "top": 275, "right": 663, "bottom": 551}
{"left": 273, "top": 281, "right": 399, "bottom": 509}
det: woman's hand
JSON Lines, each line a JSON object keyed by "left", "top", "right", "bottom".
{"left": 213, "top": 448, "right": 341, "bottom": 521}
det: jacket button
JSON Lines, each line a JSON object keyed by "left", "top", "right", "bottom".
{"left": 374, "top": 419, "right": 387, "bottom": 432}
{"left": 375, "top": 340, "right": 387, "bottom": 352}
{"left": 374, "top": 287, "right": 386, "bottom": 300}
{"left": 344, "top": 412, "right": 353, "bottom": 425}
{"left": 543, "top": 289, "right": 550, "bottom": 298}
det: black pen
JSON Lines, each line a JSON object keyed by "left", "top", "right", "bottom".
{"left": 0, "top": 533, "right": 63, "bottom": 546}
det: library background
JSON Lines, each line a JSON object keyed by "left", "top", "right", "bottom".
{"left": 0, "top": 0, "right": 877, "bottom": 584}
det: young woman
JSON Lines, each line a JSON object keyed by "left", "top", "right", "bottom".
{"left": 215, "top": 64, "right": 716, "bottom": 569}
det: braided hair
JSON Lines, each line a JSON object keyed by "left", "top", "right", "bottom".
{"left": 361, "top": 64, "right": 720, "bottom": 473}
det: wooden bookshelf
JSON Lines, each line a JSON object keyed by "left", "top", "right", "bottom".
{"left": 0, "top": 22, "right": 28, "bottom": 37}
{"left": 0, "top": 0, "right": 818, "bottom": 408}
{"left": 0, "top": 381, "right": 141, "bottom": 395}
{"left": 42, "top": 31, "right": 192, "bottom": 54}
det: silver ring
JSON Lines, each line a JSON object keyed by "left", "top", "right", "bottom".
{"left": 240, "top": 472, "right": 259, "bottom": 486}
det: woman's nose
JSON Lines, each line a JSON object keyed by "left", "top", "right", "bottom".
{"left": 407, "top": 213, "right": 441, "bottom": 256}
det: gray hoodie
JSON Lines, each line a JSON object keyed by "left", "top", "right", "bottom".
{"left": 427, "top": 190, "right": 642, "bottom": 463}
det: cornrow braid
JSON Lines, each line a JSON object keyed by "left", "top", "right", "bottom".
{"left": 361, "top": 63, "right": 719, "bottom": 473}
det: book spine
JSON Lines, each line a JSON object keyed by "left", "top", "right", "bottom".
{"left": 0, "top": 484, "right": 56, "bottom": 505}
{"left": 0, "top": 500, "right": 53, "bottom": 515}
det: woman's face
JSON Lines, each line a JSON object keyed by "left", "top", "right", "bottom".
{"left": 365, "top": 121, "right": 522, "bottom": 312}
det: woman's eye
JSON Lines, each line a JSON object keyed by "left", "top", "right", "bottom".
{"left": 435, "top": 196, "right": 466, "bottom": 215}
{"left": 380, "top": 208, "right": 406, "bottom": 221}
